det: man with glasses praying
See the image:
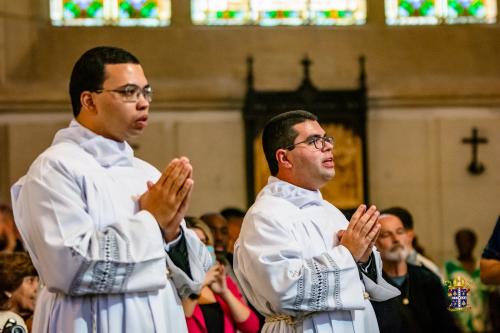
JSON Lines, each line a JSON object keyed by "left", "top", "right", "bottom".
{"left": 10, "top": 46, "right": 211, "bottom": 332}
{"left": 234, "top": 110, "right": 399, "bottom": 333}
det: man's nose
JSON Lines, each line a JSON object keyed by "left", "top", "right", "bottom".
{"left": 322, "top": 140, "right": 333, "bottom": 152}
{"left": 137, "top": 93, "right": 149, "bottom": 109}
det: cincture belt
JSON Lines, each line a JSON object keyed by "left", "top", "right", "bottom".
{"left": 265, "top": 313, "right": 314, "bottom": 326}
{"left": 265, "top": 314, "right": 298, "bottom": 325}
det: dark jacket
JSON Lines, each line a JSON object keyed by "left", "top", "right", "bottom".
{"left": 371, "top": 264, "right": 462, "bottom": 333}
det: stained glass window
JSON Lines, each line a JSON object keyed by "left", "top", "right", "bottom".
{"left": 191, "top": 0, "right": 367, "bottom": 25}
{"left": 385, "top": 0, "right": 442, "bottom": 25}
{"left": 445, "top": 0, "right": 496, "bottom": 24}
{"left": 50, "top": 0, "right": 106, "bottom": 25}
{"left": 192, "top": 0, "right": 250, "bottom": 25}
{"left": 50, "top": 0, "right": 170, "bottom": 26}
{"left": 310, "top": 0, "right": 366, "bottom": 25}
{"left": 385, "top": 0, "right": 496, "bottom": 24}
{"left": 117, "top": 0, "right": 170, "bottom": 26}
{"left": 250, "top": 0, "right": 308, "bottom": 26}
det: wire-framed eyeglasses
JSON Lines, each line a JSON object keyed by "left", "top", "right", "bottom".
{"left": 94, "top": 84, "right": 153, "bottom": 103}
{"left": 285, "top": 136, "right": 335, "bottom": 151}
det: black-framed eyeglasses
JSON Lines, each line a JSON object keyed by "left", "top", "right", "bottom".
{"left": 94, "top": 84, "right": 153, "bottom": 103}
{"left": 285, "top": 135, "right": 335, "bottom": 151}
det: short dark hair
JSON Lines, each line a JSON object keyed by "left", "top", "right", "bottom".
{"left": 69, "top": 46, "right": 140, "bottom": 117}
{"left": 380, "top": 206, "right": 414, "bottom": 230}
{"left": 455, "top": 228, "right": 477, "bottom": 248}
{"left": 220, "top": 207, "right": 245, "bottom": 220}
{"left": 0, "top": 252, "right": 37, "bottom": 310}
{"left": 200, "top": 212, "right": 227, "bottom": 226}
{"left": 262, "top": 110, "right": 318, "bottom": 176}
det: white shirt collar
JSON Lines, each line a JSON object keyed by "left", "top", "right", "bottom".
{"left": 258, "top": 176, "right": 324, "bottom": 209}
{"left": 52, "top": 119, "right": 134, "bottom": 167}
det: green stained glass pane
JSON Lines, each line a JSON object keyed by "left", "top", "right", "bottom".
{"left": 63, "top": 0, "right": 103, "bottom": 19}
{"left": 309, "top": 1, "right": 366, "bottom": 26}
{"left": 192, "top": 0, "right": 250, "bottom": 25}
{"left": 262, "top": 10, "right": 300, "bottom": 19}
{"left": 398, "top": 0, "right": 436, "bottom": 17}
{"left": 191, "top": 0, "right": 366, "bottom": 25}
{"left": 385, "top": 0, "right": 440, "bottom": 25}
{"left": 252, "top": 0, "right": 307, "bottom": 25}
{"left": 117, "top": 0, "right": 170, "bottom": 26}
{"left": 448, "top": 0, "right": 484, "bottom": 17}
{"left": 386, "top": 0, "right": 496, "bottom": 25}
{"left": 51, "top": 0, "right": 170, "bottom": 26}
{"left": 446, "top": 0, "right": 496, "bottom": 23}
{"left": 119, "top": 0, "right": 158, "bottom": 19}
{"left": 448, "top": 0, "right": 487, "bottom": 18}
{"left": 214, "top": 10, "right": 241, "bottom": 19}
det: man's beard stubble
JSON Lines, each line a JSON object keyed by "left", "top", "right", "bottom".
{"left": 381, "top": 245, "right": 410, "bottom": 262}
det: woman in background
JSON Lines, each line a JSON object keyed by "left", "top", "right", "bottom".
{"left": 0, "top": 252, "right": 39, "bottom": 332}
{"left": 184, "top": 217, "right": 259, "bottom": 333}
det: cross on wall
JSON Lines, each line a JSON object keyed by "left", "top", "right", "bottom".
{"left": 461, "top": 127, "right": 488, "bottom": 175}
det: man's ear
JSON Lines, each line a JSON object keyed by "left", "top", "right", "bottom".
{"left": 80, "top": 91, "right": 96, "bottom": 112}
{"left": 276, "top": 149, "right": 292, "bottom": 169}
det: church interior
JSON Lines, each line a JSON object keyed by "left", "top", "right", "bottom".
{"left": 0, "top": 0, "right": 499, "bottom": 267}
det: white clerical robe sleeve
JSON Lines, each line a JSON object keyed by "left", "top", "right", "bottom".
{"left": 165, "top": 225, "right": 212, "bottom": 298}
{"left": 236, "top": 211, "right": 366, "bottom": 316}
{"left": 362, "top": 250, "right": 401, "bottom": 301}
{"left": 11, "top": 159, "right": 168, "bottom": 296}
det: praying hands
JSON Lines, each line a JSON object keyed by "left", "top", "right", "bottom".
{"left": 140, "top": 157, "right": 194, "bottom": 242}
{"left": 338, "top": 204, "right": 381, "bottom": 263}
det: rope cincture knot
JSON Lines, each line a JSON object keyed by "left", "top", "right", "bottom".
{"left": 265, "top": 314, "right": 298, "bottom": 325}
{"left": 265, "top": 311, "right": 316, "bottom": 327}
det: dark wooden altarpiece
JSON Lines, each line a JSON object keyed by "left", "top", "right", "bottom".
{"left": 243, "top": 56, "right": 369, "bottom": 215}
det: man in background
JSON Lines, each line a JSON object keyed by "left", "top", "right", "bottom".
{"left": 200, "top": 213, "right": 238, "bottom": 279}
{"left": 372, "top": 212, "right": 460, "bottom": 333}
{"left": 381, "top": 206, "right": 442, "bottom": 280}
{"left": 220, "top": 207, "right": 245, "bottom": 260}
